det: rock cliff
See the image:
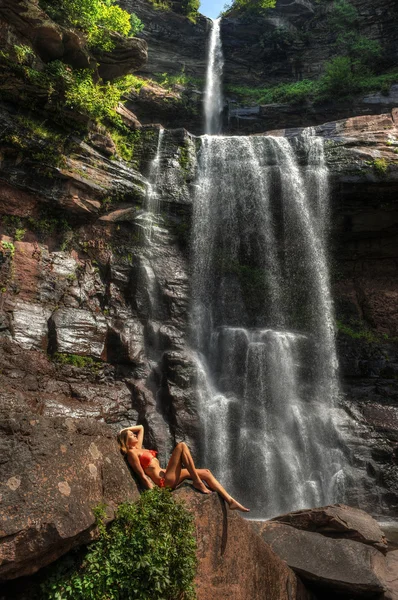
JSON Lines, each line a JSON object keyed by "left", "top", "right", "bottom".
{"left": 0, "top": 0, "right": 397, "bottom": 595}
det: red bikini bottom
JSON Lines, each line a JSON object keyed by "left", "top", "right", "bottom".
{"left": 159, "top": 477, "right": 165, "bottom": 488}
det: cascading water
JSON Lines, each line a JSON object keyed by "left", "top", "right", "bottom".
{"left": 191, "top": 134, "right": 348, "bottom": 518}
{"left": 204, "top": 19, "right": 224, "bottom": 135}
{"left": 191, "top": 21, "right": 351, "bottom": 517}
{"left": 135, "top": 128, "right": 165, "bottom": 326}
{"left": 142, "top": 127, "right": 164, "bottom": 240}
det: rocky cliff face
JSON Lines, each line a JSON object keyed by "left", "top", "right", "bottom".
{"left": 0, "top": 0, "right": 398, "bottom": 592}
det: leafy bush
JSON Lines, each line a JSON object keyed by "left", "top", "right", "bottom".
{"left": 13, "top": 44, "right": 35, "bottom": 65}
{"left": 320, "top": 56, "right": 359, "bottom": 95}
{"left": 336, "top": 320, "right": 377, "bottom": 342}
{"left": 181, "top": 0, "right": 200, "bottom": 22}
{"left": 223, "top": 0, "right": 276, "bottom": 14}
{"left": 42, "top": 488, "right": 197, "bottom": 600}
{"left": 39, "top": 0, "right": 143, "bottom": 50}
{"left": 328, "top": 0, "right": 358, "bottom": 31}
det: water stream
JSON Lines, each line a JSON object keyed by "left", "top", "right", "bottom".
{"left": 204, "top": 19, "right": 224, "bottom": 135}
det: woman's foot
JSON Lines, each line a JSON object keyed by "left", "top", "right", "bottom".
{"left": 193, "top": 480, "right": 212, "bottom": 494}
{"left": 228, "top": 497, "right": 250, "bottom": 512}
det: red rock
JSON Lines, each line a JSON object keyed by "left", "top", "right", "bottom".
{"left": 0, "top": 397, "right": 139, "bottom": 581}
{"left": 0, "top": 183, "right": 38, "bottom": 218}
{"left": 175, "top": 487, "right": 312, "bottom": 600}
{"left": 383, "top": 550, "right": 398, "bottom": 600}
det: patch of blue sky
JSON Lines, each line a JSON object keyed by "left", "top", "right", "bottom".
{"left": 199, "top": 0, "right": 226, "bottom": 19}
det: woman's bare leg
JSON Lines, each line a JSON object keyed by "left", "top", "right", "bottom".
{"left": 164, "top": 443, "right": 211, "bottom": 494}
{"left": 197, "top": 469, "right": 250, "bottom": 512}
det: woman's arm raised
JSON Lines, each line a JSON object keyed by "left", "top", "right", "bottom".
{"left": 128, "top": 424, "right": 144, "bottom": 449}
{"left": 127, "top": 450, "right": 153, "bottom": 489}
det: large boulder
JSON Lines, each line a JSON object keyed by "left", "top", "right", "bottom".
{"left": 0, "top": 397, "right": 139, "bottom": 581}
{"left": 383, "top": 550, "right": 398, "bottom": 600}
{"left": 252, "top": 521, "right": 387, "bottom": 597}
{"left": 270, "top": 504, "right": 388, "bottom": 553}
{"left": 175, "top": 486, "right": 313, "bottom": 600}
{"left": 0, "top": 0, "right": 91, "bottom": 68}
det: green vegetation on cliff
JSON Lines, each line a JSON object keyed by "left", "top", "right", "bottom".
{"left": 223, "top": 0, "right": 276, "bottom": 14}
{"left": 39, "top": 0, "right": 143, "bottom": 50}
{"left": 227, "top": 0, "right": 396, "bottom": 106}
{"left": 42, "top": 488, "right": 197, "bottom": 600}
{"left": 148, "top": 0, "right": 200, "bottom": 23}
{"left": 226, "top": 69, "right": 398, "bottom": 105}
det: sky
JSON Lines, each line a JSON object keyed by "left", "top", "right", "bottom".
{"left": 199, "top": 0, "right": 226, "bottom": 19}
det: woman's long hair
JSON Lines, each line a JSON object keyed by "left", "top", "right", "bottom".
{"left": 118, "top": 429, "right": 130, "bottom": 455}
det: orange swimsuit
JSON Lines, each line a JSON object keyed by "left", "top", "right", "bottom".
{"left": 139, "top": 450, "right": 165, "bottom": 487}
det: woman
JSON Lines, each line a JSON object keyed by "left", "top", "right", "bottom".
{"left": 118, "top": 425, "right": 249, "bottom": 512}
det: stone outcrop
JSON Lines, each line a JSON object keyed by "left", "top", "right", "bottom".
{"left": 270, "top": 504, "right": 388, "bottom": 552}
{"left": 0, "top": 0, "right": 147, "bottom": 79}
{"left": 175, "top": 486, "right": 313, "bottom": 600}
{"left": 384, "top": 551, "right": 398, "bottom": 600}
{"left": 253, "top": 520, "right": 387, "bottom": 597}
{"left": 252, "top": 504, "right": 398, "bottom": 598}
{"left": 0, "top": 394, "right": 139, "bottom": 581}
{"left": 0, "top": 0, "right": 92, "bottom": 69}
{"left": 92, "top": 33, "right": 148, "bottom": 81}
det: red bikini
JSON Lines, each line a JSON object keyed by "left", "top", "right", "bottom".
{"left": 139, "top": 449, "right": 158, "bottom": 469}
{"left": 139, "top": 450, "right": 165, "bottom": 488}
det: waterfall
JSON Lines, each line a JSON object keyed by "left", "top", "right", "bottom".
{"left": 190, "top": 134, "right": 348, "bottom": 518}
{"left": 143, "top": 127, "right": 164, "bottom": 240}
{"left": 204, "top": 18, "right": 224, "bottom": 135}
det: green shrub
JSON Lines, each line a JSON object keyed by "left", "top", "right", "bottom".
{"left": 147, "top": 0, "right": 172, "bottom": 10}
{"left": 42, "top": 488, "right": 197, "bottom": 600}
{"left": 181, "top": 0, "right": 200, "bottom": 22}
{"left": 320, "top": 56, "right": 359, "bottom": 95}
{"left": 223, "top": 0, "right": 276, "bottom": 13}
{"left": 373, "top": 158, "right": 388, "bottom": 176}
{"left": 52, "top": 352, "right": 102, "bottom": 372}
{"left": 328, "top": 0, "right": 358, "bottom": 31}
{"left": 39, "top": 0, "right": 143, "bottom": 51}
{"left": 13, "top": 44, "right": 35, "bottom": 65}
{"left": 336, "top": 320, "right": 377, "bottom": 342}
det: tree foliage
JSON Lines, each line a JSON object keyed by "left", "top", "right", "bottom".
{"left": 42, "top": 488, "right": 197, "bottom": 600}
{"left": 223, "top": 0, "right": 276, "bottom": 15}
{"left": 39, "top": 0, "right": 144, "bottom": 50}
{"left": 328, "top": 0, "right": 358, "bottom": 30}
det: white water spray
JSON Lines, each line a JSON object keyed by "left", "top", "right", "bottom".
{"left": 190, "top": 134, "right": 349, "bottom": 518}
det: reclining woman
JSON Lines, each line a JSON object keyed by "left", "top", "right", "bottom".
{"left": 118, "top": 425, "right": 249, "bottom": 512}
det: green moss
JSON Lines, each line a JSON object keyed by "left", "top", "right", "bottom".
{"left": 373, "top": 158, "right": 389, "bottom": 176}
{"left": 336, "top": 320, "right": 378, "bottom": 342}
{"left": 53, "top": 353, "right": 101, "bottom": 370}
{"left": 41, "top": 488, "right": 197, "bottom": 600}
{"left": 0, "top": 240, "right": 15, "bottom": 257}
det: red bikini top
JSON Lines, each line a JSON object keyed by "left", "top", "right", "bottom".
{"left": 139, "top": 449, "right": 157, "bottom": 469}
